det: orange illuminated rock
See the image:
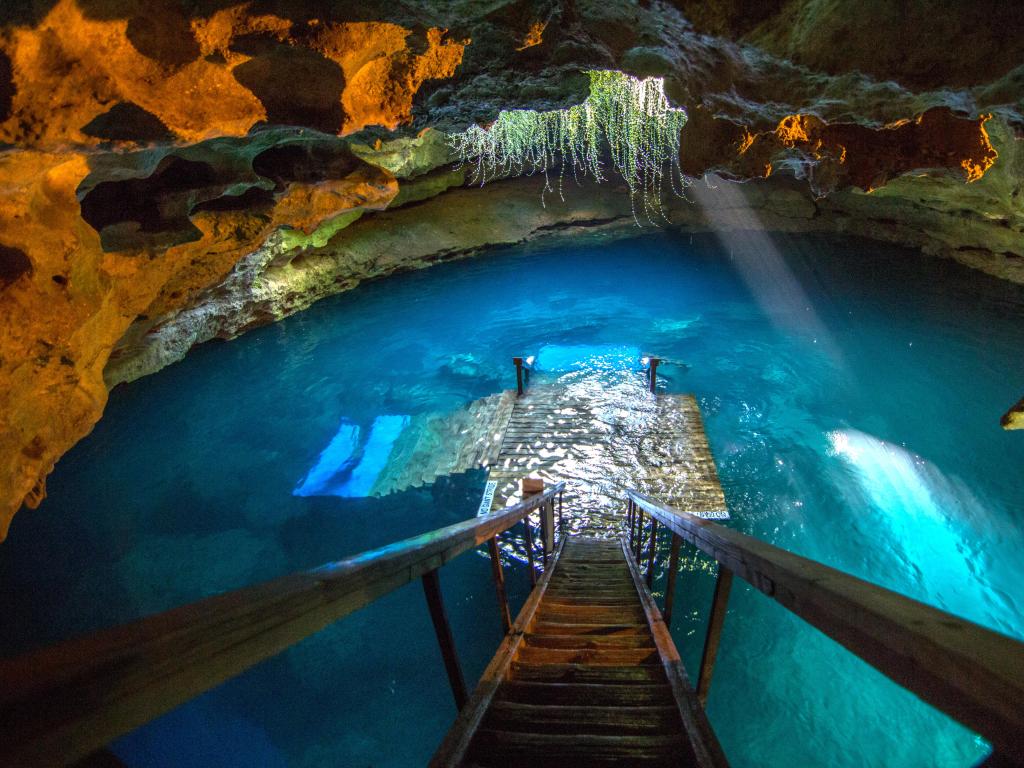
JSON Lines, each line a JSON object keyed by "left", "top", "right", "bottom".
{"left": 758, "top": 108, "right": 997, "bottom": 193}
{"left": 516, "top": 21, "right": 548, "bottom": 51}
{"left": 0, "top": 147, "right": 396, "bottom": 539}
{"left": 0, "top": 0, "right": 468, "bottom": 148}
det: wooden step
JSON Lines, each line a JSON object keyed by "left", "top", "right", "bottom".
{"left": 530, "top": 621, "right": 649, "bottom": 636}
{"left": 543, "top": 591, "right": 639, "bottom": 600}
{"left": 517, "top": 647, "right": 662, "bottom": 666}
{"left": 482, "top": 701, "right": 681, "bottom": 735}
{"left": 541, "top": 597, "right": 641, "bottom": 608}
{"left": 510, "top": 662, "right": 666, "bottom": 684}
{"left": 524, "top": 633, "right": 656, "bottom": 649}
{"left": 496, "top": 681, "right": 675, "bottom": 706}
{"left": 467, "top": 729, "right": 688, "bottom": 765}
{"left": 537, "top": 605, "right": 648, "bottom": 624}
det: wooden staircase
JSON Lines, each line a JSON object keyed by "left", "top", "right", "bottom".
{"left": 431, "top": 536, "right": 726, "bottom": 767}
{"left": 4, "top": 480, "right": 1024, "bottom": 767}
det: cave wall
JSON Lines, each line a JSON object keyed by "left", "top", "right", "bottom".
{"left": 0, "top": 0, "right": 1022, "bottom": 538}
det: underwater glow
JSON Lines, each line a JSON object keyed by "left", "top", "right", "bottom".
{"left": 533, "top": 343, "right": 642, "bottom": 373}
{"left": 294, "top": 415, "right": 409, "bottom": 498}
{"left": 826, "top": 428, "right": 1020, "bottom": 631}
{"left": 448, "top": 70, "right": 689, "bottom": 221}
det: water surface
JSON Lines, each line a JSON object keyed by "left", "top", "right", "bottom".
{"left": 2, "top": 231, "right": 1022, "bottom": 767}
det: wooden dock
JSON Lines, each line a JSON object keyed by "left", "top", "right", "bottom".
{"left": 486, "top": 381, "right": 728, "bottom": 530}
{"left": 366, "top": 373, "right": 727, "bottom": 532}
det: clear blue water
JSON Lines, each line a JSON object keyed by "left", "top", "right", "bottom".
{"left": 2, "top": 231, "right": 1023, "bottom": 767}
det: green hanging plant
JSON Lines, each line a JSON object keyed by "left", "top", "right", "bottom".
{"left": 448, "top": 70, "right": 689, "bottom": 223}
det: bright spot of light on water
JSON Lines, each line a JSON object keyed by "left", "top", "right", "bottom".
{"left": 826, "top": 428, "right": 1023, "bottom": 637}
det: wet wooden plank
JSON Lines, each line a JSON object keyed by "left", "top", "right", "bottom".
{"left": 482, "top": 701, "right": 680, "bottom": 735}
{"left": 487, "top": 386, "right": 728, "bottom": 527}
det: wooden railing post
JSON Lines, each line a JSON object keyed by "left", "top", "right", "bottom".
{"left": 558, "top": 490, "right": 564, "bottom": 535}
{"left": 522, "top": 515, "right": 537, "bottom": 586}
{"left": 646, "top": 518, "right": 659, "bottom": 588}
{"left": 648, "top": 357, "right": 661, "bottom": 394}
{"left": 696, "top": 566, "right": 734, "bottom": 706}
{"left": 421, "top": 569, "right": 469, "bottom": 710}
{"left": 513, "top": 357, "right": 524, "bottom": 396}
{"left": 540, "top": 499, "right": 555, "bottom": 560}
{"left": 487, "top": 537, "right": 512, "bottom": 635}
{"left": 521, "top": 478, "right": 544, "bottom": 576}
{"left": 663, "top": 533, "right": 682, "bottom": 628}
{"left": 634, "top": 509, "right": 645, "bottom": 560}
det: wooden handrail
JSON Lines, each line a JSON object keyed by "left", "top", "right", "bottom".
{"left": 626, "top": 489, "right": 1024, "bottom": 765}
{"left": 0, "top": 483, "right": 564, "bottom": 768}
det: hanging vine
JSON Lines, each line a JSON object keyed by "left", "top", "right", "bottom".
{"left": 448, "top": 70, "right": 690, "bottom": 223}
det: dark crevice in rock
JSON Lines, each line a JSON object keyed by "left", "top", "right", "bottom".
{"left": 125, "top": 8, "right": 200, "bottom": 68}
{"left": 79, "top": 157, "right": 219, "bottom": 249}
{"left": 532, "top": 216, "right": 631, "bottom": 232}
{"left": 252, "top": 142, "right": 360, "bottom": 188}
{"left": 233, "top": 45, "right": 346, "bottom": 134}
{"left": 0, "top": 0, "right": 58, "bottom": 26}
{"left": 81, "top": 102, "right": 175, "bottom": 143}
{"left": 192, "top": 186, "right": 276, "bottom": 214}
{"left": 0, "top": 244, "right": 32, "bottom": 289}
{"left": 0, "top": 49, "right": 12, "bottom": 123}
{"left": 667, "top": 0, "right": 786, "bottom": 38}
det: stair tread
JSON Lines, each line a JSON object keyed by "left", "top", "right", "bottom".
{"left": 497, "top": 681, "right": 676, "bottom": 706}
{"left": 517, "top": 647, "right": 662, "bottom": 666}
{"left": 525, "top": 633, "right": 656, "bottom": 649}
{"left": 531, "top": 621, "right": 650, "bottom": 634}
{"left": 510, "top": 662, "right": 666, "bottom": 684}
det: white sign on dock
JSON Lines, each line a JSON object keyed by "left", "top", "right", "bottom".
{"left": 477, "top": 480, "right": 497, "bottom": 516}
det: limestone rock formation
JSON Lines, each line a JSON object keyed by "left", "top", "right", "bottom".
{"left": 1, "top": 0, "right": 1023, "bottom": 537}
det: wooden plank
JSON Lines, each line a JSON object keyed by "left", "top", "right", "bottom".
{"left": 495, "top": 681, "right": 676, "bottom": 706}
{"left": 509, "top": 662, "right": 665, "bottom": 684}
{"left": 468, "top": 729, "right": 687, "bottom": 759}
{"left": 628, "top": 490, "right": 1024, "bottom": 764}
{"left": 515, "top": 647, "right": 662, "bottom": 666}
{"left": 524, "top": 634, "right": 656, "bottom": 649}
{"left": 530, "top": 622, "right": 649, "bottom": 635}
{"left": 482, "top": 701, "right": 679, "bottom": 735}
{"left": 0, "top": 484, "right": 563, "bottom": 768}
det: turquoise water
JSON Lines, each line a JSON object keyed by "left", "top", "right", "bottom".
{"left": 2, "top": 231, "right": 1023, "bottom": 767}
